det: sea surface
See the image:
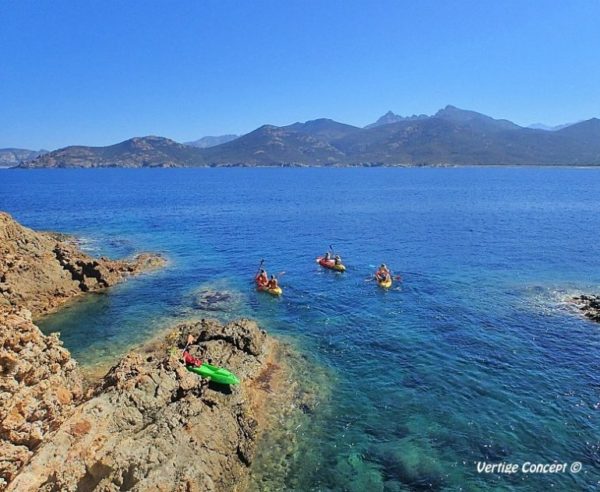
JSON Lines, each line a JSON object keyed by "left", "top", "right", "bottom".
{"left": 2, "top": 167, "right": 600, "bottom": 490}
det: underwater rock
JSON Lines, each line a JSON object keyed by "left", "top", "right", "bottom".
{"left": 194, "top": 288, "right": 242, "bottom": 313}
{"left": 366, "top": 441, "right": 445, "bottom": 491}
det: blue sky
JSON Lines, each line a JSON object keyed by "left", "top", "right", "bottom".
{"left": 1, "top": 0, "right": 599, "bottom": 149}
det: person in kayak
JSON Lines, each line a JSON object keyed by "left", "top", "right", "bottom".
{"left": 266, "top": 274, "right": 279, "bottom": 290}
{"left": 256, "top": 268, "right": 269, "bottom": 287}
{"left": 334, "top": 255, "right": 343, "bottom": 266}
{"left": 323, "top": 251, "right": 332, "bottom": 261}
{"left": 375, "top": 264, "right": 391, "bottom": 282}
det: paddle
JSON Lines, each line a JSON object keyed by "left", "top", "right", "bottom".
{"left": 255, "top": 258, "right": 265, "bottom": 277}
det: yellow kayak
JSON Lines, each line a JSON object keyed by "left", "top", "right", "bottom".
{"left": 257, "top": 284, "right": 282, "bottom": 296}
{"left": 378, "top": 277, "right": 392, "bottom": 289}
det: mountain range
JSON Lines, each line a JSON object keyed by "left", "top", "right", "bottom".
{"left": 15, "top": 106, "right": 600, "bottom": 168}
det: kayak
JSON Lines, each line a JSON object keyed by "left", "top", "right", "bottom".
{"left": 256, "top": 283, "right": 283, "bottom": 296}
{"left": 186, "top": 362, "right": 240, "bottom": 385}
{"left": 316, "top": 257, "right": 346, "bottom": 272}
{"left": 378, "top": 277, "right": 392, "bottom": 289}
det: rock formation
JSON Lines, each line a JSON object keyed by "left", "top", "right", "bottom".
{"left": 0, "top": 308, "right": 83, "bottom": 487}
{"left": 0, "top": 212, "right": 165, "bottom": 317}
{"left": 572, "top": 294, "right": 600, "bottom": 323}
{"left": 7, "top": 319, "right": 294, "bottom": 492}
{"left": 0, "top": 213, "right": 305, "bottom": 491}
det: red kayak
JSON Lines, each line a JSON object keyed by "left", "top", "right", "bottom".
{"left": 316, "top": 257, "right": 346, "bottom": 272}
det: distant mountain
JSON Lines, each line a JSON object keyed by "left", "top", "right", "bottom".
{"left": 528, "top": 121, "right": 581, "bottom": 131}
{"left": 366, "top": 111, "right": 429, "bottom": 128}
{"left": 433, "top": 105, "right": 520, "bottom": 131}
{"left": 199, "top": 120, "right": 348, "bottom": 166}
{"left": 527, "top": 121, "right": 581, "bottom": 132}
{"left": 0, "top": 148, "right": 47, "bottom": 167}
{"left": 16, "top": 107, "right": 600, "bottom": 168}
{"left": 20, "top": 136, "right": 205, "bottom": 168}
{"left": 185, "top": 134, "right": 238, "bottom": 148}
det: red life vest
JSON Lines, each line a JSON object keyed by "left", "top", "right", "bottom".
{"left": 183, "top": 351, "right": 202, "bottom": 367}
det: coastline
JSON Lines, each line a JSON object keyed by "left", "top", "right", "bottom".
{"left": 7, "top": 163, "right": 600, "bottom": 169}
{"left": 0, "top": 213, "right": 309, "bottom": 491}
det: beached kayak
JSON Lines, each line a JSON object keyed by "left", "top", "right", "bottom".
{"left": 316, "top": 257, "right": 346, "bottom": 272}
{"left": 378, "top": 277, "right": 392, "bottom": 289}
{"left": 256, "top": 284, "right": 283, "bottom": 296}
{"left": 186, "top": 363, "right": 240, "bottom": 385}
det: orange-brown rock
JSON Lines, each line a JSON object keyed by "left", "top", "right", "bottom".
{"left": 0, "top": 308, "right": 83, "bottom": 487}
{"left": 8, "top": 319, "right": 297, "bottom": 492}
{"left": 0, "top": 212, "right": 165, "bottom": 318}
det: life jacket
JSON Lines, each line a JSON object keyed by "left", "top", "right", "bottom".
{"left": 183, "top": 351, "right": 202, "bottom": 367}
{"left": 267, "top": 279, "right": 278, "bottom": 289}
{"left": 256, "top": 274, "right": 268, "bottom": 286}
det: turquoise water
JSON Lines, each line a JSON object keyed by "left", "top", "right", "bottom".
{"left": 2, "top": 167, "right": 600, "bottom": 490}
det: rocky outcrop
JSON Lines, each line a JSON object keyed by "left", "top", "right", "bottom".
{"left": 0, "top": 212, "right": 165, "bottom": 489}
{"left": 0, "top": 308, "right": 83, "bottom": 487}
{"left": 0, "top": 212, "right": 165, "bottom": 317}
{"left": 572, "top": 294, "right": 600, "bottom": 322}
{"left": 8, "top": 318, "right": 293, "bottom": 492}
{"left": 0, "top": 213, "right": 304, "bottom": 491}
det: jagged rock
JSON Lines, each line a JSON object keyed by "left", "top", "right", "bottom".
{"left": 0, "top": 214, "right": 300, "bottom": 492}
{"left": 8, "top": 319, "right": 287, "bottom": 492}
{"left": 0, "top": 212, "right": 166, "bottom": 317}
{"left": 0, "top": 308, "right": 83, "bottom": 485}
{"left": 572, "top": 294, "right": 600, "bottom": 322}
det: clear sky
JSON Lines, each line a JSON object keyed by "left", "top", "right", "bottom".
{"left": 2, "top": 0, "right": 599, "bottom": 150}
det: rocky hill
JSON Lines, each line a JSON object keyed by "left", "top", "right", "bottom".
{"left": 20, "top": 136, "right": 206, "bottom": 169}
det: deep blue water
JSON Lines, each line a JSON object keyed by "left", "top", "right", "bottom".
{"left": 2, "top": 167, "right": 600, "bottom": 490}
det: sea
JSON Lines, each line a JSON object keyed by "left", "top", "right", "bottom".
{"left": 2, "top": 167, "right": 599, "bottom": 490}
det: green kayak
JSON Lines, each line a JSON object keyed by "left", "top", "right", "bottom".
{"left": 186, "top": 363, "right": 240, "bottom": 385}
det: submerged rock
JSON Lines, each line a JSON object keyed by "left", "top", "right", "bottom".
{"left": 0, "top": 211, "right": 166, "bottom": 318}
{"left": 571, "top": 294, "right": 600, "bottom": 323}
{"left": 194, "top": 287, "right": 243, "bottom": 314}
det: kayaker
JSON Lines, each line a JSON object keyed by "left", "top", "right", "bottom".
{"left": 267, "top": 274, "right": 279, "bottom": 290}
{"left": 256, "top": 269, "right": 269, "bottom": 287}
{"left": 324, "top": 251, "right": 332, "bottom": 261}
{"left": 376, "top": 264, "right": 391, "bottom": 282}
{"left": 334, "top": 255, "right": 342, "bottom": 266}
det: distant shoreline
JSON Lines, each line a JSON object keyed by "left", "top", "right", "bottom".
{"left": 7, "top": 164, "right": 600, "bottom": 170}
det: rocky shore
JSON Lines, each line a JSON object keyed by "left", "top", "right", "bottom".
{"left": 571, "top": 294, "right": 600, "bottom": 323}
{"left": 1, "top": 213, "right": 305, "bottom": 491}
{"left": 0, "top": 212, "right": 165, "bottom": 317}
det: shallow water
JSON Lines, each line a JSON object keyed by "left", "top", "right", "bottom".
{"left": 2, "top": 167, "right": 600, "bottom": 490}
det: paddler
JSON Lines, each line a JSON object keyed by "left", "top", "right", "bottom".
{"left": 256, "top": 268, "right": 269, "bottom": 287}
{"left": 266, "top": 274, "right": 279, "bottom": 290}
{"left": 375, "top": 263, "right": 391, "bottom": 282}
{"left": 323, "top": 251, "right": 332, "bottom": 261}
{"left": 334, "top": 255, "right": 343, "bottom": 266}
{"left": 182, "top": 334, "right": 202, "bottom": 367}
